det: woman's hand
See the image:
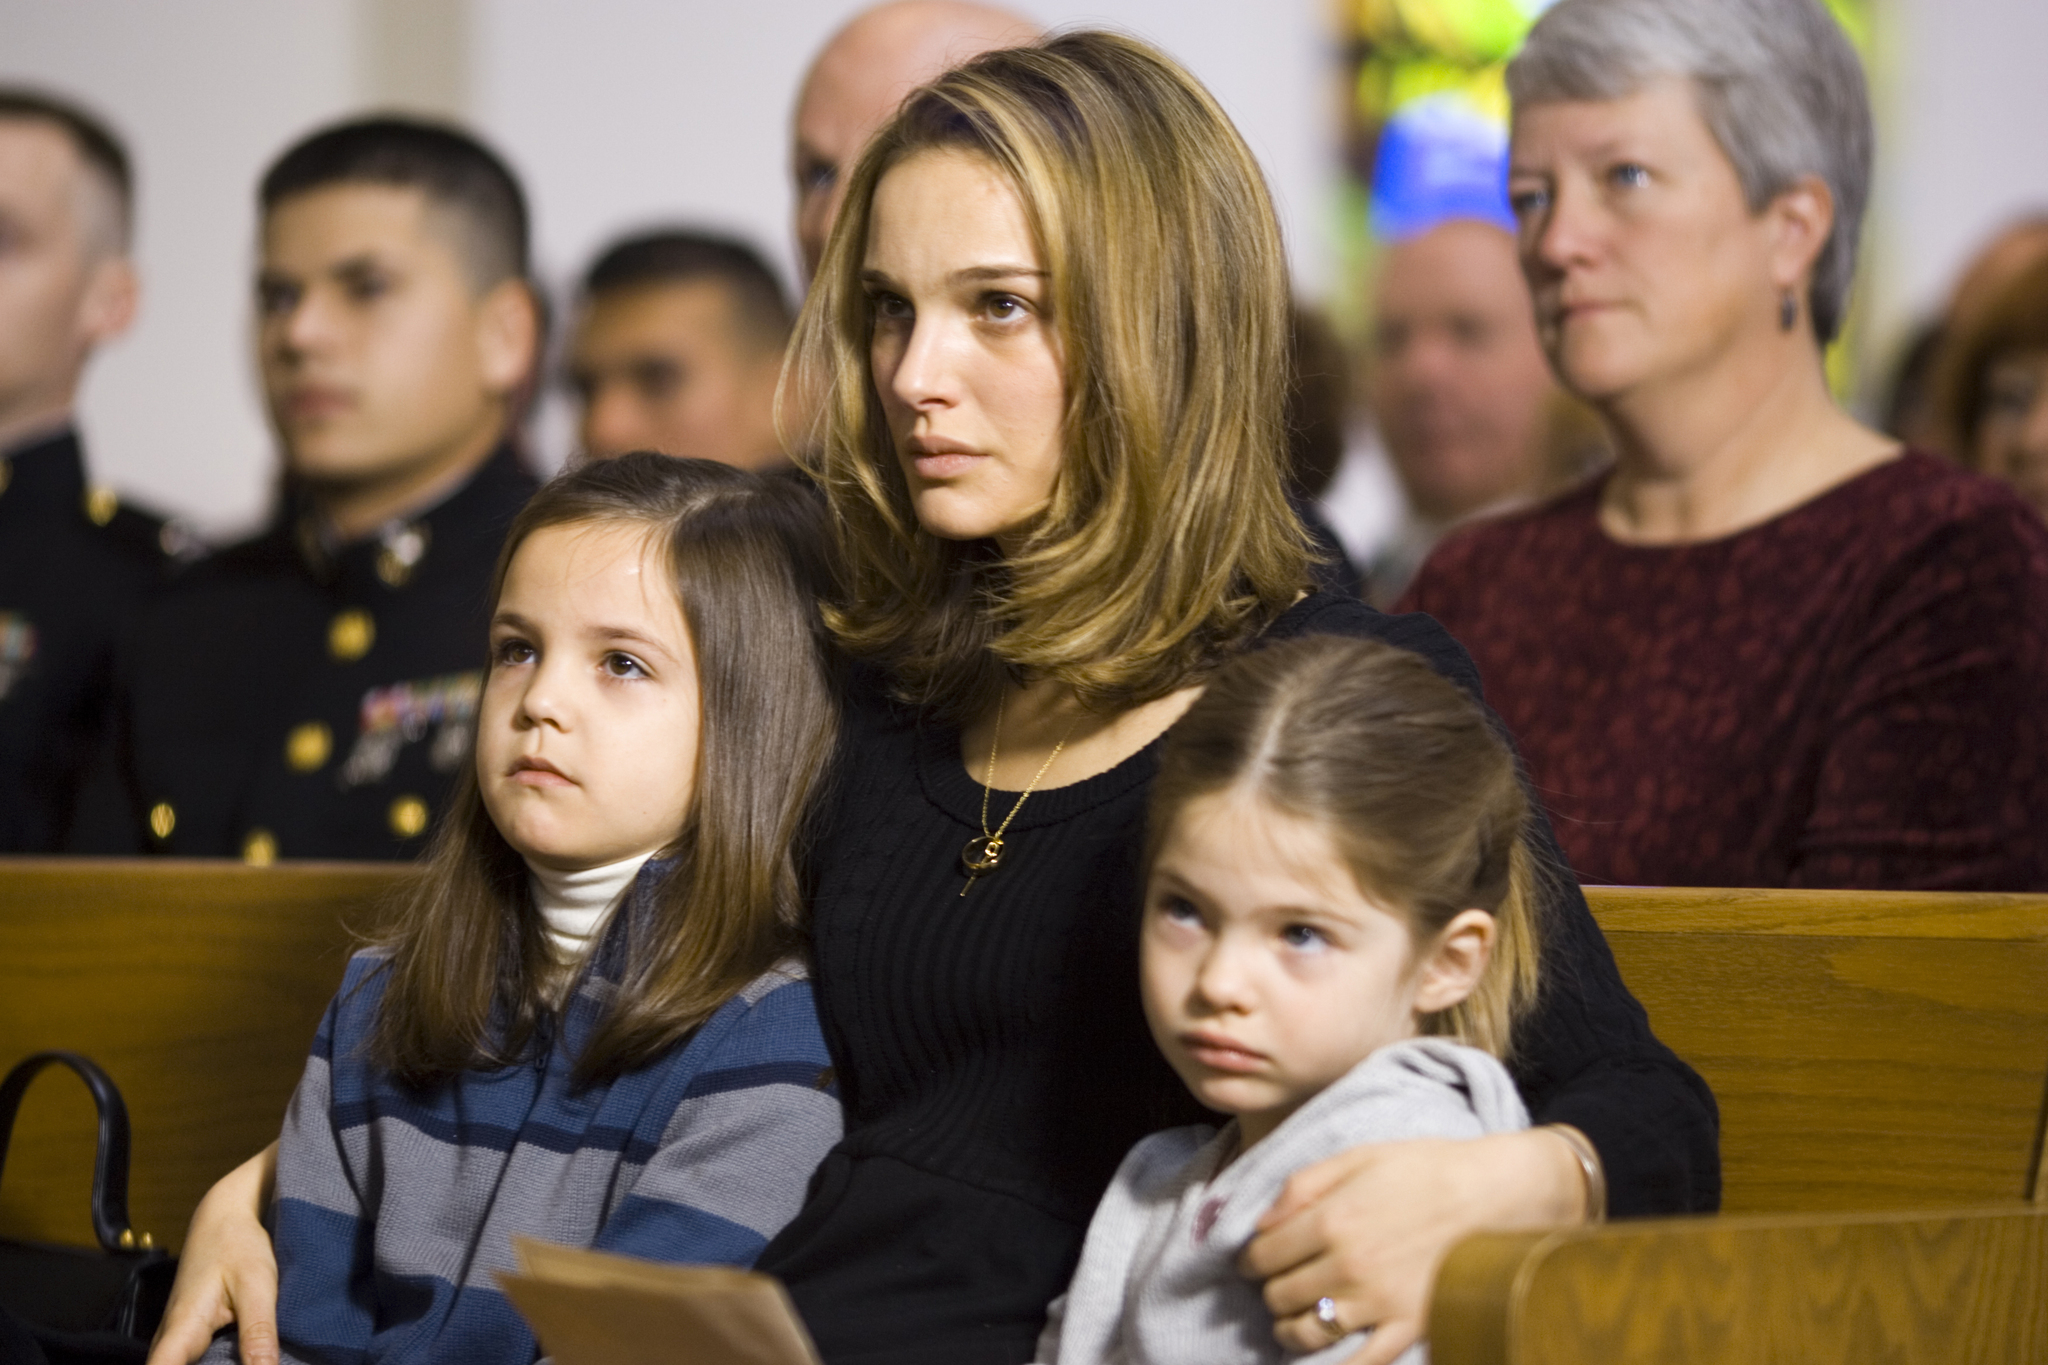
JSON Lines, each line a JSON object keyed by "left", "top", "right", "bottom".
{"left": 1239, "top": 1129, "right": 1588, "bottom": 1364}
{"left": 146, "top": 1143, "right": 281, "bottom": 1365}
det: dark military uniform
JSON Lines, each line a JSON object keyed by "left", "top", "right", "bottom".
{"left": 75, "top": 445, "right": 537, "bottom": 860}
{"left": 0, "top": 426, "right": 171, "bottom": 850}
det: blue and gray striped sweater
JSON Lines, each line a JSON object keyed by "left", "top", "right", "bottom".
{"left": 206, "top": 869, "right": 842, "bottom": 1365}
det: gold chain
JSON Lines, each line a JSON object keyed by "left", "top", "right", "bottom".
{"left": 960, "top": 692, "right": 1079, "bottom": 896}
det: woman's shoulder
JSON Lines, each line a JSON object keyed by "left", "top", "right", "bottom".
{"left": 1796, "top": 450, "right": 2048, "bottom": 609}
{"left": 1852, "top": 450, "right": 2048, "bottom": 544}
{"left": 1265, "top": 591, "right": 1487, "bottom": 701}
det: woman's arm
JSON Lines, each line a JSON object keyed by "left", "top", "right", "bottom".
{"left": 146, "top": 1142, "right": 280, "bottom": 1365}
{"left": 1240, "top": 1130, "right": 1584, "bottom": 1362}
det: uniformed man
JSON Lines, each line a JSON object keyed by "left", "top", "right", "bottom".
{"left": 0, "top": 88, "right": 173, "bottom": 850}
{"left": 568, "top": 230, "right": 793, "bottom": 470}
{"left": 75, "top": 117, "right": 541, "bottom": 860}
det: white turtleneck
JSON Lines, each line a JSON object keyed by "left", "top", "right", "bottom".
{"left": 529, "top": 851, "right": 655, "bottom": 961}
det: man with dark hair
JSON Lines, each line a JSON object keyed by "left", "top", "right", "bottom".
{"left": 567, "top": 229, "right": 792, "bottom": 469}
{"left": 0, "top": 87, "right": 169, "bottom": 850}
{"left": 75, "top": 116, "right": 541, "bottom": 860}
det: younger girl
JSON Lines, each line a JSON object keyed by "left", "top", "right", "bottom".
{"left": 1038, "top": 635, "right": 1547, "bottom": 1365}
{"left": 204, "top": 454, "right": 845, "bottom": 1365}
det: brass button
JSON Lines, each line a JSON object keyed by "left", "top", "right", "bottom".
{"left": 241, "top": 829, "right": 278, "bottom": 866}
{"left": 328, "top": 608, "right": 375, "bottom": 662}
{"left": 147, "top": 801, "right": 175, "bottom": 841}
{"left": 388, "top": 794, "right": 428, "bottom": 839}
{"left": 84, "top": 485, "right": 118, "bottom": 526}
{"left": 285, "top": 721, "right": 332, "bottom": 772}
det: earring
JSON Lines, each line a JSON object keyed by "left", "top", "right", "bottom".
{"left": 1779, "top": 290, "right": 1798, "bottom": 333}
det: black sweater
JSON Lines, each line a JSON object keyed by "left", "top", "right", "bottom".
{"left": 758, "top": 592, "right": 1719, "bottom": 1364}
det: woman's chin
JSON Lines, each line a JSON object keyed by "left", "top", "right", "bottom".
{"left": 912, "top": 501, "right": 1032, "bottom": 546}
{"left": 1553, "top": 350, "right": 1647, "bottom": 408}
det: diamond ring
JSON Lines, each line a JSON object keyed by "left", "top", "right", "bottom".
{"left": 1314, "top": 1295, "right": 1344, "bottom": 1340}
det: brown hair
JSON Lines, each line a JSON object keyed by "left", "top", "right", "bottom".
{"left": 1148, "top": 635, "right": 1543, "bottom": 1056}
{"left": 783, "top": 30, "right": 1313, "bottom": 726}
{"left": 1938, "top": 253, "right": 2048, "bottom": 462}
{"left": 369, "top": 453, "right": 840, "bottom": 1087}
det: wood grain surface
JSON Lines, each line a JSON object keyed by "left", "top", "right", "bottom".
{"left": 0, "top": 860, "right": 409, "bottom": 1251}
{"left": 1583, "top": 887, "right": 2048, "bottom": 1212}
{"left": 1432, "top": 1206, "right": 2048, "bottom": 1364}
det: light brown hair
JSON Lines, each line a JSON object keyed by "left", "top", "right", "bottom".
{"left": 783, "top": 30, "right": 1313, "bottom": 725}
{"left": 1148, "top": 635, "right": 1543, "bottom": 1057}
{"left": 370, "top": 453, "right": 840, "bottom": 1087}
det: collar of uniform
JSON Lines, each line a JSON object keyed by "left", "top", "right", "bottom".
{"left": 294, "top": 442, "right": 538, "bottom": 588}
{"left": 0, "top": 426, "right": 86, "bottom": 518}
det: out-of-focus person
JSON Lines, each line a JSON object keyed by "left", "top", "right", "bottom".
{"left": 1401, "top": 0, "right": 2048, "bottom": 890}
{"left": 1882, "top": 214, "right": 2048, "bottom": 453}
{"left": 1938, "top": 253, "right": 2048, "bottom": 520}
{"left": 72, "top": 117, "right": 541, "bottom": 861}
{"left": 792, "top": 0, "right": 1039, "bottom": 280}
{"left": 1285, "top": 304, "right": 1368, "bottom": 597}
{"left": 0, "top": 89, "right": 170, "bottom": 851}
{"left": 1363, "top": 217, "right": 1601, "bottom": 603}
{"left": 567, "top": 230, "right": 793, "bottom": 468}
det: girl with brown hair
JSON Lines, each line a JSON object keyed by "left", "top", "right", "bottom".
{"left": 196, "top": 454, "right": 844, "bottom": 1365}
{"left": 157, "top": 33, "right": 1714, "bottom": 1365}
{"left": 1039, "top": 636, "right": 1540, "bottom": 1364}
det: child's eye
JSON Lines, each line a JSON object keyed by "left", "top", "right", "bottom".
{"left": 1608, "top": 161, "right": 1651, "bottom": 190}
{"left": 1280, "top": 923, "right": 1330, "bottom": 951}
{"left": 1507, "top": 185, "right": 1550, "bottom": 219}
{"left": 492, "top": 637, "right": 533, "bottom": 668}
{"left": 602, "top": 651, "right": 649, "bottom": 679}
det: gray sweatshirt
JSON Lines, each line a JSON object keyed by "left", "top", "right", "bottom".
{"left": 1035, "top": 1037, "right": 1529, "bottom": 1365}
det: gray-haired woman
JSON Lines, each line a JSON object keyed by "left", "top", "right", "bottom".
{"left": 1403, "top": 0, "right": 2048, "bottom": 891}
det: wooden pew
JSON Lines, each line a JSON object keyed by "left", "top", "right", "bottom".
{"left": 1433, "top": 885, "right": 2048, "bottom": 1363}
{"left": 6, "top": 868, "right": 2047, "bottom": 1358}
{"left": 0, "top": 860, "right": 409, "bottom": 1252}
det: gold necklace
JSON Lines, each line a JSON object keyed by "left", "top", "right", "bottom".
{"left": 960, "top": 692, "right": 1078, "bottom": 897}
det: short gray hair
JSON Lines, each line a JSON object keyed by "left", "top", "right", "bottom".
{"left": 1508, "top": 0, "right": 1871, "bottom": 344}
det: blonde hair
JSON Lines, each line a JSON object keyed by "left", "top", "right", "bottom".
{"left": 783, "top": 30, "right": 1312, "bottom": 724}
{"left": 1148, "top": 636, "right": 1544, "bottom": 1057}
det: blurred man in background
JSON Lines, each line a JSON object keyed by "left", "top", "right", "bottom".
{"left": 75, "top": 117, "right": 540, "bottom": 861}
{"left": 791, "top": 0, "right": 1038, "bottom": 279}
{"left": 1360, "top": 218, "right": 1594, "bottom": 602}
{"left": 0, "top": 89, "right": 169, "bottom": 850}
{"left": 568, "top": 230, "right": 792, "bottom": 468}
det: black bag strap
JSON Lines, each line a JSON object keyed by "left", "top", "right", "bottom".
{"left": 0, "top": 1051, "right": 138, "bottom": 1254}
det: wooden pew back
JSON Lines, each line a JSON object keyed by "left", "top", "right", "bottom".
{"left": 4, "top": 871, "right": 2044, "bottom": 1252}
{"left": 1583, "top": 886, "right": 2048, "bottom": 1213}
{"left": 0, "top": 860, "right": 410, "bottom": 1252}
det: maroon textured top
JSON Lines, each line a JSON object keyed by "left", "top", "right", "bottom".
{"left": 1400, "top": 452, "right": 2048, "bottom": 889}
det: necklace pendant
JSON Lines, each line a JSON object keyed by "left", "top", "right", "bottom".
{"left": 961, "top": 834, "right": 1005, "bottom": 877}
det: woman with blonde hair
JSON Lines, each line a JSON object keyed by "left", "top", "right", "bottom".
{"left": 152, "top": 30, "right": 1714, "bottom": 1365}
{"left": 1403, "top": 0, "right": 2048, "bottom": 890}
